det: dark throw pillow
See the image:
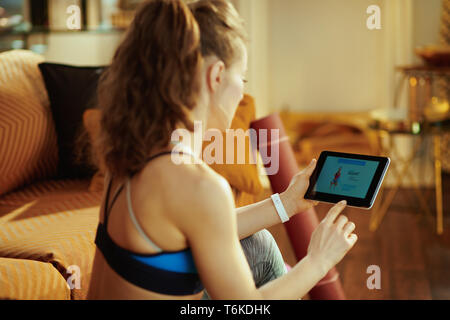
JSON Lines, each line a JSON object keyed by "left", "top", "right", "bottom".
{"left": 38, "top": 63, "right": 106, "bottom": 179}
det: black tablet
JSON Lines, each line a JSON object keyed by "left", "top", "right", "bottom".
{"left": 305, "top": 151, "right": 390, "bottom": 209}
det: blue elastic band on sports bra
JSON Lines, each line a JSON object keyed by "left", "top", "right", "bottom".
{"left": 95, "top": 224, "right": 204, "bottom": 295}
{"left": 130, "top": 250, "right": 198, "bottom": 274}
{"left": 94, "top": 151, "right": 204, "bottom": 296}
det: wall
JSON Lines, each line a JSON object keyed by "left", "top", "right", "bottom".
{"left": 26, "top": 0, "right": 444, "bottom": 187}
{"left": 231, "top": 0, "right": 270, "bottom": 119}
{"left": 413, "top": 0, "right": 441, "bottom": 56}
{"left": 26, "top": 0, "right": 123, "bottom": 66}
{"left": 29, "top": 32, "right": 123, "bottom": 66}
{"left": 234, "top": 0, "right": 443, "bottom": 187}
{"left": 268, "top": 0, "right": 385, "bottom": 113}
{"left": 235, "top": 0, "right": 442, "bottom": 113}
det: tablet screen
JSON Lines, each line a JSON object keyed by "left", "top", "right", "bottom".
{"left": 312, "top": 156, "right": 379, "bottom": 199}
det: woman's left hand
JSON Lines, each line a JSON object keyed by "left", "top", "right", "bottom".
{"left": 280, "top": 159, "right": 319, "bottom": 218}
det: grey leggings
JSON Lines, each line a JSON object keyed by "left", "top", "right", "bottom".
{"left": 203, "top": 229, "right": 288, "bottom": 299}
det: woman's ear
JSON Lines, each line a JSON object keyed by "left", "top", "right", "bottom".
{"left": 207, "top": 60, "right": 226, "bottom": 93}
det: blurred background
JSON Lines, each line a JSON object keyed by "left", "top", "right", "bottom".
{"left": 0, "top": 1, "right": 446, "bottom": 174}
{"left": 1, "top": 0, "right": 449, "bottom": 299}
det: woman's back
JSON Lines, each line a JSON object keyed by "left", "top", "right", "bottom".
{"left": 87, "top": 152, "right": 223, "bottom": 300}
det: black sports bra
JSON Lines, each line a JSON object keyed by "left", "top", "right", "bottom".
{"left": 94, "top": 151, "right": 204, "bottom": 296}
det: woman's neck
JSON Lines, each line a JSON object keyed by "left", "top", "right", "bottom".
{"left": 152, "top": 98, "right": 209, "bottom": 161}
{"left": 167, "top": 118, "right": 205, "bottom": 162}
{"left": 176, "top": 98, "right": 209, "bottom": 159}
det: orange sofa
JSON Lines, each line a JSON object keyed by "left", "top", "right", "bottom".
{"left": 0, "top": 50, "right": 263, "bottom": 300}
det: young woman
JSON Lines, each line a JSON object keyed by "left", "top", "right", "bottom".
{"left": 87, "top": 0, "right": 358, "bottom": 300}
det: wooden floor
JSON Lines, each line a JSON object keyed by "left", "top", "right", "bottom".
{"left": 268, "top": 173, "right": 450, "bottom": 300}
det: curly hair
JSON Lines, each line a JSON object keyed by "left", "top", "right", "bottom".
{"left": 96, "top": 0, "right": 247, "bottom": 179}
{"left": 189, "top": 0, "right": 247, "bottom": 66}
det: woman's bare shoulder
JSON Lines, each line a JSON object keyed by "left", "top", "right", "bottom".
{"left": 165, "top": 162, "right": 236, "bottom": 234}
{"left": 139, "top": 157, "right": 234, "bottom": 217}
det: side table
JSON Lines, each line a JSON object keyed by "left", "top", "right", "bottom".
{"left": 369, "top": 120, "right": 449, "bottom": 235}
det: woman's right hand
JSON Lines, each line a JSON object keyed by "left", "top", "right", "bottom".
{"left": 306, "top": 201, "right": 358, "bottom": 275}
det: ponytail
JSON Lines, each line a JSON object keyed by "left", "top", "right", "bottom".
{"left": 97, "top": 0, "right": 203, "bottom": 179}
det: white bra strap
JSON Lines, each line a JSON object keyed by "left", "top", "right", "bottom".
{"left": 126, "top": 178, "right": 163, "bottom": 253}
{"left": 171, "top": 141, "right": 197, "bottom": 159}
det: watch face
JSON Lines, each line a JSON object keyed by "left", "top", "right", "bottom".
{"left": 305, "top": 151, "right": 390, "bottom": 209}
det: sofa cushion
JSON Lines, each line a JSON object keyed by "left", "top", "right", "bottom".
{"left": 0, "top": 50, "right": 58, "bottom": 196}
{"left": 0, "top": 257, "right": 70, "bottom": 300}
{"left": 0, "top": 179, "right": 102, "bottom": 300}
{"left": 38, "top": 63, "right": 106, "bottom": 180}
{"left": 205, "top": 94, "right": 263, "bottom": 195}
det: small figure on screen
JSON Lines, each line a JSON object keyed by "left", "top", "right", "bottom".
{"left": 330, "top": 167, "right": 342, "bottom": 190}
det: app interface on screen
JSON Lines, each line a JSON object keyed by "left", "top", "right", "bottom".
{"left": 313, "top": 156, "right": 379, "bottom": 199}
